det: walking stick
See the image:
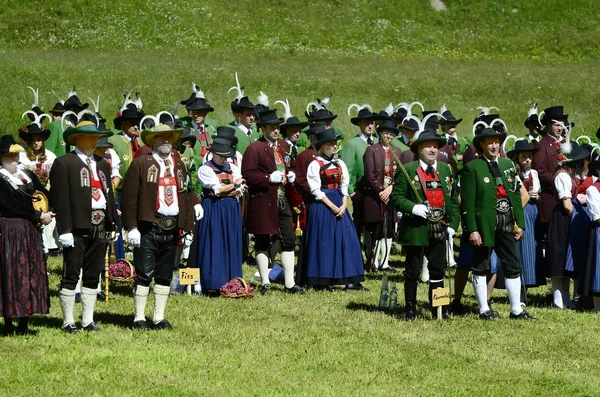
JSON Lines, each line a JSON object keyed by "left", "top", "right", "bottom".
{"left": 104, "top": 242, "right": 110, "bottom": 302}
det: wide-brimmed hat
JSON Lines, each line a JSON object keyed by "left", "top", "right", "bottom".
{"left": 209, "top": 137, "right": 236, "bottom": 159}
{"left": 64, "top": 93, "right": 89, "bottom": 112}
{"left": 19, "top": 123, "right": 51, "bottom": 142}
{"left": 113, "top": 103, "right": 144, "bottom": 130}
{"left": 392, "top": 108, "right": 408, "bottom": 123}
{"left": 50, "top": 102, "right": 65, "bottom": 114}
{"left": 399, "top": 118, "right": 419, "bottom": 133}
{"left": 410, "top": 130, "right": 447, "bottom": 154}
{"left": 63, "top": 121, "right": 113, "bottom": 146}
{"left": 524, "top": 113, "right": 539, "bottom": 128}
{"left": 440, "top": 110, "right": 462, "bottom": 125}
{"left": 256, "top": 109, "right": 284, "bottom": 128}
{"left": 181, "top": 85, "right": 215, "bottom": 112}
{"left": 540, "top": 106, "right": 568, "bottom": 125}
{"left": 212, "top": 126, "right": 238, "bottom": 146}
{"left": 0, "top": 135, "right": 25, "bottom": 154}
{"left": 281, "top": 116, "right": 309, "bottom": 135}
{"left": 473, "top": 127, "right": 507, "bottom": 150}
{"left": 350, "top": 108, "right": 377, "bottom": 125}
{"left": 141, "top": 123, "right": 183, "bottom": 147}
{"left": 506, "top": 139, "right": 539, "bottom": 159}
{"left": 561, "top": 141, "right": 589, "bottom": 163}
{"left": 377, "top": 118, "right": 399, "bottom": 135}
{"left": 309, "top": 108, "right": 337, "bottom": 123}
{"left": 315, "top": 127, "right": 343, "bottom": 150}
{"left": 231, "top": 96, "right": 257, "bottom": 113}
{"left": 96, "top": 136, "right": 114, "bottom": 149}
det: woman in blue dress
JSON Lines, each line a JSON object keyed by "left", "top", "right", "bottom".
{"left": 302, "top": 127, "right": 366, "bottom": 290}
{"left": 195, "top": 136, "right": 246, "bottom": 291}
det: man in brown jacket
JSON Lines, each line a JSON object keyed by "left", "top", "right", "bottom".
{"left": 122, "top": 123, "right": 194, "bottom": 330}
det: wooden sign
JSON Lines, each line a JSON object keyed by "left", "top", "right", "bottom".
{"left": 179, "top": 268, "right": 200, "bottom": 285}
{"left": 432, "top": 287, "right": 450, "bottom": 307}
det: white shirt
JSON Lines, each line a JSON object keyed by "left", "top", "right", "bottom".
{"left": 587, "top": 185, "right": 600, "bottom": 221}
{"left": 75, "top": 148, "right": 106, "bottom": 210}
{"left": 151, "top": 152, "right": 179, "bottom": 216}
{"left": 0, "top": 167, "right": 31, "bottom": 189}
{"left": 198, "top": 161, "right": 242, "bottom": 197}
{"left": 419, "top": 159, "right": 438, "bottom": 172}
{"left": 235, "top": 121, "right": 250, "bottom": 135}
{"left": 18, "top": 149, "right": 56, "bottom": 173}
{"left": 106, "top": 148, "right": 122, "bottom": 179}
{"left": 522, "top": 168, "right": 541, "bottom": 194}
{"left": 203, "top": 151, "right": 243, "bottom": 169}
{"left": 359, "top": 132, "right": 374, "bottom": 143}
{"left": 554, "top": 172, "right": 573, "bottom": 199}
{"left": 307, "top": 156, "right": 349, "bottom": 201}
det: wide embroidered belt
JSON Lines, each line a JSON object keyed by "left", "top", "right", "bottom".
{"left": 427, "top": 207, "right": 446, "bottom": 240}
{"left": 91, "top": 210, "right": 106, "bottom": 225}
{"left": 496, "top": 198, "right": 511, "bottom": 214}
{"left": 154, "top": 214, "right": 178, "bottom": 231}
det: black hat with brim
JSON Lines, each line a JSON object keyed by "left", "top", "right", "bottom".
{"left": 541, "top": 106, "right": 568, "bottom": 125}
{"left": 0, "top": 135, "right": 25, "bottom": 154}
{"left": 209, "top": 137, "right": 236, "bottom": 159}
{"left": 524, "top": 114, "right": 539, "bottom": 128}
{"left": 180, "top": 127, "right": 197, "bottom": 149}
{"left": 410, "top": 130, "right": 447, "bottom": 154}
{"left": 212, "top": 126, "right": 238, "bottom": 146}
{"left": 231, "top": 96, "right": 257, "bottom": 113}
{"left": 377, "top": 118, "right": 399, "bottom": 135}
{"left": 181, "top": 93, "right": 215, "bottom": 112}
{"left": 350, "top": 108, "right": 377, "bottom": 125}
{"left": 113, "top": 103, "right": 144, "bottom": 130}
{"left": 51, "top": 102, "right": 65, "bottom": 114}
{"left": 307, "top": 122, "right": 327, "bottom": 137}
{"left": 281, "top": 117, "right": 309, "bottom": 134}
{"left": 310, "top": 108, "right": 337, "bottom": 123}
{"left": 64, "top": 95, "right": 89, "bottom": 112}
{"left": 562, "top": 141, "right": 590, "bottom": 163}
{"left": 315, "top": 127, "right": 343, "bottom": 150}
{"left": 440, "top": 110, "right": 462, "bottom": 125}
{"left": 96, "top": 136, "right": 114, "bottom": 149}
{"left": 399, "top": 118, "right": 419, "bottom": 133}
{"left": 473, "top": 128, "right": 507, "bottom": 151}
{"left": 256, "top": 109, "right": 284, "bottom": 128}
{"left": 20, "top": 123, "right": 51, "bottom": 142}
{"left": 506, "top": 139, "right": 539, "bottom": 159}
{"left": 393, "top": 108, "right": 408, "bottom": 123}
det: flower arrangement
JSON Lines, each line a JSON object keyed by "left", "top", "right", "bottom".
{"left": 220, "top": 277, "right": 254, "bottom": 298}
{"left": 109, "top": 259, "right": 136, "bottom": 282}
{"left": 33, "top": 163, "right": 49, "bottom": 187}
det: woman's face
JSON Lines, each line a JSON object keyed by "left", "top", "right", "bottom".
{"left": 320, "top": 141, "right": 338, "bottom": 157}
{"left": 518, "top": 152, "right": 533, "bottom": 169}
{"left": 29, "top": 134, "right": 44, "bottom": 152}
{"left": 212, "top": 153, "right": 226, "bottom": 166}
{"left": 1, "top": 153, "right": 19, "bottom": 173}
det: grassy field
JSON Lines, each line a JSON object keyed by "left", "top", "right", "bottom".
{"left": 2, "top": 0, "right": 600, "bottom": 395}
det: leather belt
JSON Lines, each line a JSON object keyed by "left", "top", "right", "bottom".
{"left": 496, "top": 198, "right": 511, "bottom": 214}
{"left": 154, "top": 213, "right": 178, "bottom": 231}
{"left": 427, "top": 207, "right": 445, "bottom": 223}
{"left": 91, "top": 209, "right": 106, "bottom": 225}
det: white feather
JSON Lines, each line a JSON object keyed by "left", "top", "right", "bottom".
{"left": 489, "top": 118, "right": 508, "bottom": 133}
{"left": 164, "top": 104, "right": 181, "bottom": 120}
{"left": 537, "top": 110, "right": 545, "bottom": 127}
{"left": 560, "top": 121, "right": 572, "bottom": 155}
{"left": 275, "top": 98, "right": 292, "bottom": 120}
{"left": 406, "top": 101, "right": 424, "bottom": 117}
{"left": 121, "top": 90, "right": 133, "bottom": 112}
{"left": 394, "top": 102, "right": 408, "bottom": 111}
{"left": 384, "top": 102, "right": 394, "bottom": 117}
{"left": 257, "top": 91, "right": 269, "bottom": 107}
{"left": 476, "top": 105, "right": 499, "bottom": 115}
{"left": 139, "top": 115, "right": 160, "bottom": 131}
{"left": 192, "top": 83, "right": 205, "bottom": 99}
{"left": 347, "top": 104, "right": 360, "bottom": 116}
{"left": 133, "top": 92, "right": 143, "bottom": 110}
{"left": 87, "top": 94, "right": 101, "bottom": 113}
{"left": 527, "top": 103, "right": 538, "bottom": 118}
{"left": 440, "top": 103, "right": 447, "bottom": 114}
{"left": 306, "top": 101, "right": 320, "bottom": 115}
{"left": 49, "top": 90, "right": 65, "bottom": 105}
{"left": 227, "top": 72, "right": 244, "bottom": 100}
{"left": 502, "top": 135, "right": 518, "bottom": 154}
{"left": 60, "top": 109, "right": 99, "bottom": 130}
{"left": 68, "top": 87, "right": 77, "bottom": 99}
{"left": 27, "top": 86, "right": 39, "bottom": 108}
{"left": 576, "top": 135, "right": 592, "bottom": 145}
{"left": 472, "top": 120, "right": 490, "bottom": 137}
{"left": 155, "top": 111, "right": 175, "bottom": 125}
{"left": 319, "top": 96, "right": 331, "bottom": 107}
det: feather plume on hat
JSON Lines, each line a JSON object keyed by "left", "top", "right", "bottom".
{"left": 192, "top": 82, "right": 205, "bottom": 99}
{"left": 347, "top": 103, "right": 373, "bottom": 116}
{"left": 257, "top": 91, "right": 269, "bottom": 107}
{"left": 274, "top": 98, "right": 293, "bottom": 120}
{"left": 27, "top": 86, "right": 39, "bottom": 109}
{"left": 476, "top": 105, "right": 499, "bottom": 115}
{"left": 49, "top": 90, "right": 65, "bottom": 105}
{"left": 227, "top": 72, "right": 245, "bottom": 101}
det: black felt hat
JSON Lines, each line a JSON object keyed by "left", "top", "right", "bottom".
{"left": 393, "top": 108, "right": 408, "bottom": 123}
{"left": 377, "top": 118, "right": 399, "bottom": 135}
{"left": 524, "top": 113, "right": 539, "bottom": 128}
{"left": 64, "top": 94, "right": 89, "bottom": 112}
{"left": 506, "top": 139, "right": 539, "bottom": 159}
{"left": 51, "top": 102, "right": 65, "bottom": 114}
{"left": 350, "top": 108, "right": 377, "bottom": 125}
{"left": 541, "top": 106, "right": 568, "bottom": 125}
{"left": 306, "top": 122, "right": 327, "bottom": 137}
{"left": 181, "top": 91, "right": 215, "bottom": 112}
{"left": 309, "top": 108, "right": 337, "bottom": 123}
{"left": 256, "top": 109, "right": 284, "bottom": 128}
{"left": 561, "top": 141, "right": 590, "bottom": 163}
{"left": 410, "top": 130, "right": 447, "bottom": 154}
{"left": 440, "top": 110, "right": 462, "bottom": 125}
{"left": 96, "top": 136, "right": 114, "bottom": 149}
{"left": 212, "top": 126, "right": 239, "bottom": 146}
{"left": 19, "top": 123, "right": 51, "bottom": 142}
{"left": 231, "top": 96, "right": 257, "bottom": 113}
{"left": 281, "top": 116, "right": 309, "bottom": 135}
{"left": 399, "top": 118, "right": 419, "bottom": 133}
{"left": 473, "top": 127, "right": 507, "bottom": 150}
{"left": 180, "top": 127, "right": 197, "bottom": 149}
{"left": 113, "top": 103, "right": 144, "bottom": 130}
{"left": 0, "top": 135, "right": 24, "bottom": 154}
{"left": 209, "top": 137, "right": 236, "bottom": 158}
{"left": 315, "top": 127, "right": 343, "bottom": 150}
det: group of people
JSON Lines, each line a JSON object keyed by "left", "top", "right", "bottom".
{"left": 1, "top": 78, "right": 600, "bottom": 335}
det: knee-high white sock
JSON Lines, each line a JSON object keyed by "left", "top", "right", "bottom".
{"left": 447, "top": 238, "right": 456, "bottom": 267}
{"left": 256, "top": 251, "right": 270, "bottom": 286}
{"left": 97, "top": 274, "right": 102, "bottom": 294}
{"left": 75, "top": 269, "right": 83, "bottom": 294}
{"left": 281, "top": 251, "right": 296, "bottom": 288}
{"left": 420, "top": 256, "right": 430, "bottom": 283}
{"left": 133, "top": 285, "right": 150, "bottom": 322}
{"left": 59, "top": 288, "right": 76, "bottom": 327}
{"left": 505, "top": 277, "right": 523, "bottom": 315}
{"left": 81, "top": 287, "right": 97, "bottom": 327}
{"left": 153, "top": 284, "right": 170, "bottom": 324}
{"left": 380, "top": 239, "right": 393, "bottom": 269}
{"left": 472, "top": 275, "right": 490, "bottom": 314}
{"left": 594, "top": 297, "right": 600, "bottom": 313}
{"left": 562, "top": 278, "right": 572, "bottom": 308}
{"left": 182, "top": 246, "right": 190, "bottom": 260}
{"left": 372, "top": 240, "right": 381, "bottom": 269}
{"left": 551, "top": 278, "right": 564, "bottom": 308}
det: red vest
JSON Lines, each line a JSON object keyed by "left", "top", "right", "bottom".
{"left": 416, "top": 165, "right": 444, "bottom": 208}
{"left": 316, "top": 159, "right": 341, "bottom": 190}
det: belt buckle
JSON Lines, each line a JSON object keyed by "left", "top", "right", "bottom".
{"left": 91, "top": 210, "right": 105, "bottom": 225}
{"left": 427, "top": 207, "right": 445, "bottom": 223}
{"left": 155, "top": 216, "right": 177, "bottom": 231}
{"left": 496, "top": 198, "right": 510, "bottom": 213}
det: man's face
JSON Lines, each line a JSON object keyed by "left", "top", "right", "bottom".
{"left": 479, "top": 136, "right": 500, "bottom": 159}
{"left": 76, "top": 134, "right": 100, "bottom": 154}
{"left": 286, "top": 127, "right": 302, "bottom": 144}
{"left": 399, "top": 127, "right": 415, "bottom": 140}
{"left": 548, "top": 121, "right": 564, "bottom": 139}
{"left": 442, "top": 123, "right": 457, "bottom": 135}
{"left": 418, "top": 141, "right": 439, "bottom": 164}
{"left": 236, "top": 108, "right": 255, "bottom": 128}
{"left": 262, "top": 124, "right": 280, "bottom": 142}
{"left": 379, "top": 130, "right": 395, "bottom": 146}
{"left": 357, "top": 119, "right": 375, "bottom": 135}
{"left": 188, "top": 109, "right": 208, "bottom": 125}
{"left": 152, "top": 133, "right": 175, "bottom": 156}
{"left": 52, "top": 113, "right": 62, "bottom": 122}
{"left": 122, "top": 120, "right": 139, "bottom": 138}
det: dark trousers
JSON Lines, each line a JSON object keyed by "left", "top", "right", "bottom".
{"left": 403, "top": 237, "right": 447, "bottom": 282}
{"left": 134, "top": 222, "right": 178, "bottom": 287}
{"left": 254, "top": 198, "right": 296, "bottom": 252}
{"left": 60, "top": 227, "right": 107, "bottom": 290}
{"left": 472, "top": 229, "right": 522, "bottom": 278}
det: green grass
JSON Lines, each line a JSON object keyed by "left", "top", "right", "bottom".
{"left": 2, "top": 252, "right": 600, "bottom": 396}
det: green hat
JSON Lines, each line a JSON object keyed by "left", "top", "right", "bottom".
{"left": 141, "top": 124, "right": 183, "bottom": 147}
{"left": 63, "top": 121, "right": 113, "bottom": 146}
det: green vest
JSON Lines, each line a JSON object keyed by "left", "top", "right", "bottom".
{"left": 229, "top": 121, "right": 260, "bottom": 155}
{"left": 391, "top": 161, "right": 459, "bottom": 246}
{"left": 339, "top": 135, "right": 369, "bottom": 195}
{"left": 391, "top": 136, "right": 410, "bottom": 152}
{"left": 179, "top": 145, "right": 203, "bottom": 199}
{"left": 47, "top": 120, "right": 66, "bottom": 157}
{"left": 108, "top": 132, "right": 143, "bottom": 191}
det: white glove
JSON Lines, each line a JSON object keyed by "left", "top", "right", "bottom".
{"left": 411, "top": 204, "right": 430, "bottom": 219}
{"left": 269, "top": 171, "right": 284, "bottom": 184}
{"left": 127, "top": 227, "right": 141, "bottom": 247}
{"left": 184, "top": 233, "right": 193, "bottom": 247}
{"left": 59, "top": 233, "right": 74, "bottom": 248}
{"left": 107, "top": 231, "right": 117, "bottom": 242}
{"left": 287, "top": 171, "right": 296, "bottom": 183}
{"left": 396, "top": 211, "right": 403, "bottom": 219}
{"left": 447, "top": 227, "right": 456, "bottom": 239}
{"left": 194, "top": 204, "right": 204, "bottom": 221}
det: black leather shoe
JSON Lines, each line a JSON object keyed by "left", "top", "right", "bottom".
{"left": 450, "top": 300, "right": 467, "bottom": 316}
{"left": 345, "top": 283, "right": 369, "bottom": 291}
{"left": 75, "top": 293, "right": 81, "bottom": 303}
{"left": 406, "top": 311, "right": 416, "bottom": 321}
{"left": 479, "top": 310, "right": 497, "bottom": 320}
{"left": 380, "top": 267, "right": 398, "bottom": 273}
{"left": 509, "top": 310, "right": 538, "bottom": 321}
{"left": 153, "top": 319, "right": 173, "bottom": 330}
{"left": 97, "top": 292, "right": 106, "bottom": 301}
{"left": 285, "top": 285, "right": 305, "bottom": 294}
{"left": 82, "top": 322, "right": 101, "bottom": 331}
{"left": 133, "top": 320, "right": 149, "bottom": 331}
{"left": 260, "top": 284, "right": 272, "bottom": 294}
{"left": 488, "top": 302, "right": 499, "bottom": 318}
{"left": 63, "top": 323, "right": 81, "bottom": 333}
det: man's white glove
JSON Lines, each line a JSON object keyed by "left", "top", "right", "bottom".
{"left": 127, "top": 227, "right": 141, "bottom": 247}
{"left": 107, "top": 231, "right": 119, "bottom": 242}
{"left": 396, "top": 211, "right": 403, "bottom": 219}
{"left": 194, "top": 204, "right": 204, "bottom": 221}
{"left": 411, "top": 204, "right": 430, "bottom": 219}
{"left": 447, "top": 227, "right": 456, "bottom": 239}
{"left": 287, "top": 171, "right": 296, "bottom": 183}
{"left": 269, "top": 171, "right": 284, "bottom": 184}
{"left": 59, "top": 233, "right": 74, "bottom": 248}
{"left": 184, "top": 233, "right": 194, "bottom": 247}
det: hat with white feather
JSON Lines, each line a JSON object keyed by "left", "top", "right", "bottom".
{"left": 276, "top": 98, "right": 309, "bottom": 133}
{"left": 181, "top": 83, "right": 215, "bottom": 112}
{"left": 348, "top": 104, "right": 376, "bottom": 125}
{"left": 63, "top": 87, "right": 89, "bottom": 112}
{"left": 228, "top": 72, "right": 258, "bottom": 113}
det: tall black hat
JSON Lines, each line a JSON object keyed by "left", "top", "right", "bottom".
{"left": 540, "top": 106, "right": 568, "bottom": 125}
{"left": 377, "top": 118, "right": 399, "bottom": 135}
{"left": 256, "top": 109, "right": 284, "bottom": 128}
{"left": 212, "top": 126, "right": 239, "bottom": 146}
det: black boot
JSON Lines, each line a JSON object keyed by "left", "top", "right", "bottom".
{"left": 429, "top": 280, "right": 448, "bottom": 320}
{"left": 16, "top": 317, "right": 35, "bottom": 335}
{"left": 404, "top": 280, "right": 418, "bottom": 321}
{"left": 3, "top": 317, "right": 14, "bottom": 336}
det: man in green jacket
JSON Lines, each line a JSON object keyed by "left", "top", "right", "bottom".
{"left": 47, "top": 102, "right": 67, "bottom": 157}
{"left": 108, "top": 103, "right": 144, "bottom": 192}
{"left": 460, "top": 127, "right": 536, "bottom": 320}
{"left": 391, "top": 130, "right": 459, "bottom": 320}
{"left": 229, "top": 96, "right": 260, "bottom": 155}
{"left": 179, "top": 84, "right": 219, "bottom": 159}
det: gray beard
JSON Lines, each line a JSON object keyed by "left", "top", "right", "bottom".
{"left": 156, "top": 143, "right": 172, "bottom": 158}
